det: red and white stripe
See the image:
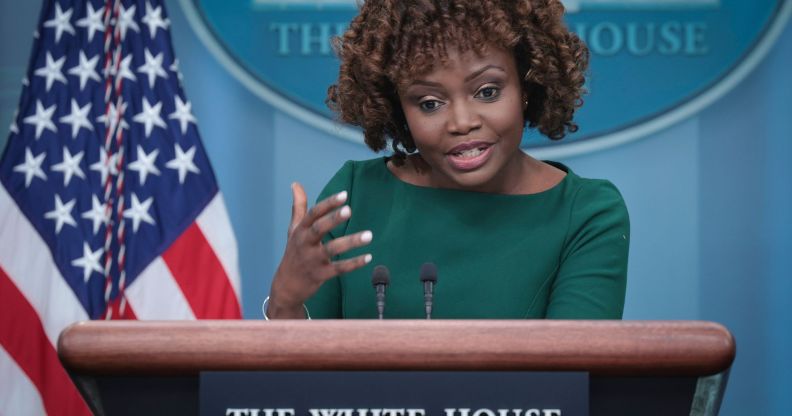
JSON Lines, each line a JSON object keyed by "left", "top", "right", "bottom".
{"left": 126, "top": 194, "right": 242, "bottom": 319}
{"left": 0, "top": 183, "right": 241, "bottom": 413}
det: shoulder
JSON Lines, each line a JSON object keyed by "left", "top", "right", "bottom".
{"left": 336, "top": 157, "right": 389, "bottom": 178}
{"left": 548, "top": 162, "right": 626, "bottom": 215}
{"left": 557, "top": 167, "right": 630, "bottom": 253}
{"left": 383, "top": 154, "right": 435, "bottom": 187}
{"left": 571, "top": 176, "right": 627, "bottom": 215}
{"left": 329, "top": 157, "right": 385, "bottom": 178}
{"left": 317, "top": 157, "right": 390, "bottom": 201}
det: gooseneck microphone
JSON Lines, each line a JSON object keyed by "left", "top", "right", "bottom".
{"left": 420, "top": 262, "right": 438, "bottom": 319}
{"left": 371, "top": 265, "right": 390, "bottom": 320}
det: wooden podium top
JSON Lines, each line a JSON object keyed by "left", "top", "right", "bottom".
{"left": 58, "top": 320, "right": 734, "bottom": 377}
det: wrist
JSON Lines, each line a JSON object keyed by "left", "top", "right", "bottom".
{"left": 265, "top": 294, "right": 305, "bottom": 319}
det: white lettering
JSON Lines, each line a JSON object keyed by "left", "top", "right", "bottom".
{"left": 473, "top": 409, "right": 496, "bottom": 416}
{"left": 626, "top": 22, "right": 655, "bottom": 56}
{"left": 575, "top": 20, "right": 707, "bottom": 56}
{"left": 589, "top": 22, "right": 624, "bottom": 56}
{"left": 685, "top": 22, "right": 708, "bottom": 54}
{"left": 274, "top": 19, "right": 709, "bottom": 58}
{"left": 269, "top": 22, "right": 346, "bottom": 56}
{"left": 309, "top": 410, "right": 338, "bottom": 416}
{"left": 542, "top": 410, "right": 561, "bottom": 416}
{"left": 305, "top": 409, "right": 410, "bottom": 416}
{"left": 659, "top": 21, "right": 682, "bottom": 54}
{"left": 226, "top": 410, "right": 248, "bottom": 416}
{"left": 300, "top": 23, "right": 332, "bottom": 55}
{"left": 269, "top": 23, "right": 298, "bottom": 55}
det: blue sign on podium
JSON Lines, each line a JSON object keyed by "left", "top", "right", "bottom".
{"left": 199, "top": 371, "right": 589, "bottom": 416}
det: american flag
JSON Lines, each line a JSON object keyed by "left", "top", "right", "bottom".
{"left": 0, "top": 1, "right": 242, "bottom": 413}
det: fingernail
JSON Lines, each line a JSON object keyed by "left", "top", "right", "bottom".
{"left": 364, "top": 254, "right": 372, "bottom": 264}
{"left": 360, "top": 230, "right": 373, "bottom": 243}
{"left": 339, "top": 206, "right": 351, "bottom": 218}
{"left": 336, "top": 191, "right": 348, "bottom": 202}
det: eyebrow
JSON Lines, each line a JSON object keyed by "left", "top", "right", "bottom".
{"left": 409, "top": 64, "right": 507, "bottom": 88}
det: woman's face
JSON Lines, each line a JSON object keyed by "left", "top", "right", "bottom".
{"left": 398, "top": 45, "right": 527, "bottom": 193}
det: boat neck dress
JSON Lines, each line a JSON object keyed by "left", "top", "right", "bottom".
{"left": 304, "top": 157, "right": 629, "bottom": 319}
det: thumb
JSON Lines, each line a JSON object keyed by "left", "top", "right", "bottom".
{"left": 289, "top": 182, "right": 308, "bottom": 235}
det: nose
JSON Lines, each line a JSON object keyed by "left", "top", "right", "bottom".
{"left": 446, "top": 100, "right": 482, "bottom": 135}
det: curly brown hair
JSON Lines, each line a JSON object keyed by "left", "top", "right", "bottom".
{"left": 326, "top": 0, "right": 589, "bottom": 165}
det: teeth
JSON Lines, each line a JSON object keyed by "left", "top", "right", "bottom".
{"left": 455, "top": 148, "right": 483, "bottom": 158}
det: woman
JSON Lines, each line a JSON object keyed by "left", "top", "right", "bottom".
{"left": 265, "top": 0, "right": 629, "bottom": 319}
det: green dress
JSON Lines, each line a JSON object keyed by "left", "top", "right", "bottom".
{"left": 306, "top": 157, "right": 629, "bottom": 319}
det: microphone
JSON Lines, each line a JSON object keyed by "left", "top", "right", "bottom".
{"left": 420, "top": 262, "right": 438, "bottom": 319}
{"left": 371, "top": 265, "right": 390, "bottom": 320}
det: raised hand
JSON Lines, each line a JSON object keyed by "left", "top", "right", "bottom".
{"left": 266, "top": 183, "right": 373, "bottom": 318}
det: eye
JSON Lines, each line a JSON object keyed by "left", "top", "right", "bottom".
{"left": 419, "top": 99, "right": 443, "bottom": 112}
{"left": 475, "top": 86, "right": 500, "bottom": 101}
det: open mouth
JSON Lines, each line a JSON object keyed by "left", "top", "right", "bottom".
{"left": 446, "top": 142, "right": 494, "bottom": 171}
{"left": 451, "top": 145, "right": 490, "bottom": 159}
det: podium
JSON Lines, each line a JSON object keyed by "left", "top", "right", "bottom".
{"left": 58, "top": 320, "right": 735, "bottom": 416}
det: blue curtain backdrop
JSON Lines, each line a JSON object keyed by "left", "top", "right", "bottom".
{"left": 1, "top": 1, "right": 790, "bottom": 414}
